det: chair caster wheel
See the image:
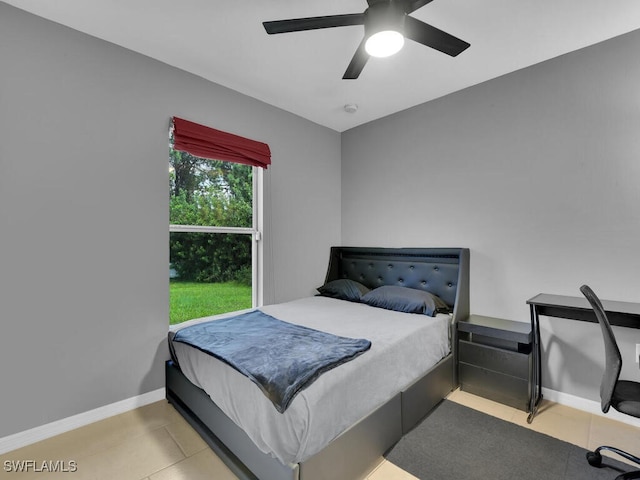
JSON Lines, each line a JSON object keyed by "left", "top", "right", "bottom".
{"left": 586, "top": 451, "right": 603, "bottom": 467}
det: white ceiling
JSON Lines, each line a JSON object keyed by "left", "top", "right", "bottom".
{"left": 5, "top": 0, "right": 640, "bottom": 132}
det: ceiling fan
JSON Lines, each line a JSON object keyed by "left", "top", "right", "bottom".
{"left": 263, "top": 0, "right": 470, "bottom": 80}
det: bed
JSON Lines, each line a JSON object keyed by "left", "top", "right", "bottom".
{"left": 166, "top": 246, "right": 470, "bottom": 480}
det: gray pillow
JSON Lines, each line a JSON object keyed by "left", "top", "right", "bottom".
{"left": 317, "top": 279, "right": 370, "bottom": 302}
{"left": 361, "top": 285, "right": 449, "bottom": 316}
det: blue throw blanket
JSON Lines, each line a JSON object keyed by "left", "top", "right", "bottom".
{"left": 172, "top": 310, "right": 371, "bottom": 413}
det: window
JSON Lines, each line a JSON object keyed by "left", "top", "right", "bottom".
{"left": 169, "top": 118, "right": 269, "bottom": 325}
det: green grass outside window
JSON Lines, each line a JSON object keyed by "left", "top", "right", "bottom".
{"left": 170, "top": 281, "right": 252, "bottom": 325}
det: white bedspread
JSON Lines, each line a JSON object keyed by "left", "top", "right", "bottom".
{"left": 170, "top": 296, "right": 450, "bottom": 465}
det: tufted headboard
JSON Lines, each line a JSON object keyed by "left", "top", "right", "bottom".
{"left": 324, "top": 247, "right": 470, "bottom": 323}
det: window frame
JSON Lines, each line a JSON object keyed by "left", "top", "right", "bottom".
{"left": 169, "top": 165, "right": 263, "bottom": 310}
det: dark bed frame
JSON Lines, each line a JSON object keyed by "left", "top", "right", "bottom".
{"left": 166, "top": 247, "right": 470, "bottom": 480}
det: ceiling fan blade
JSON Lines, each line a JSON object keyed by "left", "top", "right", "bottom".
{"left": 404, "top": 15, "right": 470, "bottom": 56}
{"left": 263, "top": 13, "right": 364, "bottom": 34}
{"left": 405, "top": 0, "right": 435, "bottom": 14}
{"left": 343, "top": 39, "right": 369, "bottom": 79}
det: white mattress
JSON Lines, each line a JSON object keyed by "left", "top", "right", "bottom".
{"left": 169, "top": 296, "right": 451, "bottom": 465}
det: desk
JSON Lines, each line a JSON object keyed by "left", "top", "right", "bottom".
{"left": 526, "top": 293, "right": 640, "bottom": 423}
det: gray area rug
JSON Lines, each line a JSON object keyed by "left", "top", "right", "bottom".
{"left": 386, "top": 400, "right": 631, "bottom": 480}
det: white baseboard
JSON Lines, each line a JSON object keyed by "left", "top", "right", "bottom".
{"left": 541, "top": 386, "right": 640, "bottom": 428}
{"left": 0, "top": 388, "right": 165, "bottom": 455}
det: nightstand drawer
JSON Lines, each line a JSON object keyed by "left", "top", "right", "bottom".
{"left": 459, "top": 340, "right": 530, "bottom": 379}
{"left": 459, "top": 363, "right": 530, "bottom": 410}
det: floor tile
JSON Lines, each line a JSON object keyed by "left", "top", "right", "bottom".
{"left": 164, "top": 414, "right": 208, "bottom": 457}
{"left": 447, "top": 388, "right": 519, "bottom": 422}
{"left": 589, "top": 413, "right": 640, "bottom": 466}
{"left": 73, "top": 427, "right": 185, "bottom": 480}
{"left": 150, "top": 448, "right": 237, "bottom": 480}
{"left": 0, "top": 401, "right": 179, "bottom": 468}
{"left": 367, "top": 459, "right": 419, "bottom": 480}
{"left": 511, "top": 399, "right": 591, "bottom": 448}
{"left": 117, "top": 400, "right": 179, "bottom": 431}
{"left": 0, "top": 414, "right": 135, "bottom": 467}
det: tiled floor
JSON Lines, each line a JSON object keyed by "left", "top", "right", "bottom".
{"left": 2, "top": 389, "right": 639, "bottom": 479}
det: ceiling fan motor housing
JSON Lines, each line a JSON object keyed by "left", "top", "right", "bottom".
{"left": 364, "top": 1, "right": 406, "bottom": 38}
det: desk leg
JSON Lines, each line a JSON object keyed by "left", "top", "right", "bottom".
{"left": 527, "top": 304, "right": 543, "bottom": 423}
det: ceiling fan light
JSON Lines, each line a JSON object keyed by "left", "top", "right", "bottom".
{"left": 365, "top": 30, "right": 404, "bottom": 58}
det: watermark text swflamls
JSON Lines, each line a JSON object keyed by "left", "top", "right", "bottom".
{"left": 4, "top": 459, "right": 78, "bottom": 473}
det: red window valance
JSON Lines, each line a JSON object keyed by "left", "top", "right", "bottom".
{"left": 172, "top": 117, "right": 271, "bottom": 169}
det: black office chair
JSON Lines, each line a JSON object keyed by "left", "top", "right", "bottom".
{"left": 581, "top": 285, "right": 640, "bottom": 480}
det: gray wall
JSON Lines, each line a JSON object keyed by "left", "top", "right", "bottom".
{"left": 0, "top": 3, "right": 341, "bottom": 438}
{"left": 342, "top": 28, "right": 640, "bottom": 401}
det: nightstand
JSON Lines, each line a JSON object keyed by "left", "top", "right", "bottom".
{"left": 457, "top": 314, "right": 532, "bottom": 411}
